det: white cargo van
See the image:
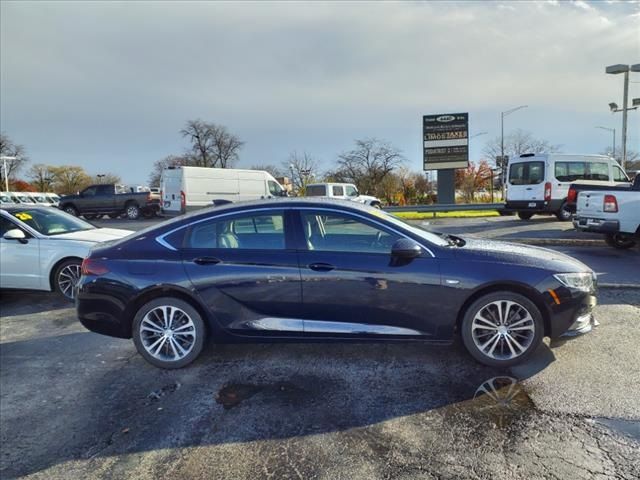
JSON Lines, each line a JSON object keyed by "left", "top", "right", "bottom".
{"left": 160, "top": 166, "right": 287, "bottom": 215}
{"left": 506, "top": 154, "right": 629, "bottom": 221}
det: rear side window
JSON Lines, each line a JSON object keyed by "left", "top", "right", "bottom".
{"left": 305, "top": 185, "right": 327, "bottom": 196}
{"left": 332, "top": 186, "right": 344, "bottom": 196}
{"left": 586, "top": 163, "right": 609, "bottom": 181}
{"left": 185, "top": 211, "right": 285, "bottom": 250}
{"left": 509, "top": 162, "right": 545, "bottom": 185}
{"left": 555, "top": 162, "right": 586, "bottom": 182}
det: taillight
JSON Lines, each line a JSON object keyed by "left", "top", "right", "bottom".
{"left": 180, "top": 191, "right": 186, "bottom": 210}
{"left": 603, "top": 194, "right": 618, "bottom": 213}
{"left": 81, "top": 258, "right": 109, "bottom": 276}
{"left": 544, "top": 182, "right": 552, "bottom": 202}
{"left": 567, "top": 186, "right": 577, "bottom": 204}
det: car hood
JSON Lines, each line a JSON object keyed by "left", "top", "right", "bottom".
{"left": 50, "top": 228, "right": 134, "bottom": 243}
{"left": 454, "top": 237, "right": 591, "bottom": 273}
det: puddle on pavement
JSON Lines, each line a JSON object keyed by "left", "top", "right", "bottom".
{"left": 444, "top": 376, "right": 535, "bottom": 429}
{"left": 215, "top": 382, "right": 304, "bottom": 410}
{"left": 594, "top": 418, "right": 640, "bottom": 442}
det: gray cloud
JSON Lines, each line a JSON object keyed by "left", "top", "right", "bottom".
{"left": 1, "top": 1, "right": 639, "bottom": 183}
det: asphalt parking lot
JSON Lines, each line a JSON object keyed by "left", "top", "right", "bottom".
{"left": 1, "top": 215, "right": 639, "bottom": 479}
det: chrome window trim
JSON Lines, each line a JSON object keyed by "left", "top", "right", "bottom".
{"left": 154, "top": 205, "right": 436, "bottom": 258}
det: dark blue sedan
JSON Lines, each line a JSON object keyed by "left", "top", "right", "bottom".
{"left": 76, "top": 198, "right": 597, "bottom": 369}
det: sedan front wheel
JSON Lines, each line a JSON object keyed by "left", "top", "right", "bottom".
{"left": 461, "top": 292, "right": 543, "bottom": 367}
{"left": 54, "top": 259, "right": 82, "bottom": 301}
{"left": 132, "top": 297, "right": 206, "bottom": 369}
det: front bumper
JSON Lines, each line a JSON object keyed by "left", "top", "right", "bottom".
{"left": 573, "top": 216, "right": 620, "bottom": 234}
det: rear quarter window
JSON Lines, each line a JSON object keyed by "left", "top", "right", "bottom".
{"left": 555, "top": 162, "right": 586, "bottom": 182}
{"left": 305, "top": 185, "right": 327, "bottom": 196}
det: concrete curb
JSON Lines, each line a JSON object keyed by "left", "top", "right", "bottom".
{"left": 496, "top": 238, "right": 606, "bottom": 247}
{"left": 599, "top": 283, "right": 640, "bottom": 290}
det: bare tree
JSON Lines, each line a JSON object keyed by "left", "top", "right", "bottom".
{"left": 50, "top": 165, "right": 91, "bottom": 195}
{"left": 483, "top": 129, "right": 561, "bottom": 175}
{"left": 148, "top": 155, "right": 188, "bottom": 187}
{"left": 28, "top": 164, "right": 57, "bottom": 192}
{"left": 212, "top": 126, "right": 244, "bottom": 168}
{"left": 0, "top": 132, "right": 29, "bottom": 186}
{"left": 282, "top": 151, "right": 319, "bottom": 195}
{"left": 181, "top": 120, "right": 243, "bottom": 168}
{"left": 335, "top": 138, "right": 404, "bottom": 194}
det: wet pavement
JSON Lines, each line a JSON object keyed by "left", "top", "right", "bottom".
{"left": 1, "top": 289, "right": 639, "bottom": 479}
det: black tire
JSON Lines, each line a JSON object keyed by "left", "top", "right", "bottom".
{"left": 604, "top": 233, "right": 637, "bottom": 250}
{"left": 132, "top": 297, "right": 206, "bottom": 369}
{"left": 555, "top": 202, "right": 572, "bottom": 222}
{"left": 53, "top": 258, "right": 82, "bottom": 301}
{"left": 142, "top": 210, "right": 155, "bottom": 219}
{"left": 125, "top": 203, "right": 140, "bottom": 220}
{"left": 461, "top": 291, "right": 544, "bottom": 367}
{"left": 517, "top": 211, "right": 533, "bottom": 220}
{"left": 83, "top": 214, "right": 97, "bottom": 220}
{"left": 63, "top": 205, "right": 78, "bottom": 217}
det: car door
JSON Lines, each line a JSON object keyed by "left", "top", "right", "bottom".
{"left": 180, "top": 209, "right": 303, "bottom": 335}
{"left": 0, "top": 214, "right": 41, "bottom": 289}
{"left": 94, "top": 185, "right": 116, "bottom": 213}
{"left": 294, "top": 209, "right": 442, "bottom": 338}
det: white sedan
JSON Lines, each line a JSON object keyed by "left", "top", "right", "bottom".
{"left": 0, "top": 206, "right": 132, "bottom": 300}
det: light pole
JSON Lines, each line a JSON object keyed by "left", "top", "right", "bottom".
{"left": 500, "top": 105, "right": 528, "bottom": 197}
{"left": 595, "top": 126, "right": 616, "bottom": 158}
{"left": 96, "top": 174, "right": 105, "bottom": 184}
{"left": 606, "top": 63, "right": 640, "bottom": 170}
{"left": 0, "top": 156, "right": 17, "bottom": 192}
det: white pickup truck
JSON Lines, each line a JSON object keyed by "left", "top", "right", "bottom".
{"left": 304, "top": 182, "right": 382, "bottom": 208}
{"left": 573, "top": 175, "right": 640, "bottom": 249}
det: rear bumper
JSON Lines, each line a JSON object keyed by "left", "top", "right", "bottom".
{"left": 573, "top": 217, "right": 620, "bottom": 234}
{"left": 505, "top": 199, "right": 563, "bottom": 212}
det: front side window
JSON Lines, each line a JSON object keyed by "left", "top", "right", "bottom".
{"left": 613, "top": 166, "right": 629, "bottom": 182}
{"left": 555, "top": 162, "right": 586, "bottom": 182}
{"left": 509, "top": 162, "right": 545, "bottom": 185}
{"left": 82, "top": 186, "right": 97, "bottom": 196}
{"left": 332, "top": 186, "right": 344, "bottom": 196}
{"left": 268, "top": 180, "right": 283, "bottom": 196}
{"left": 301, "top": 211, "right": 399, "bottom": 254}
{"left": 345, "top": 185, "right": 358, "bottom": 197}
{"left": 186, "top": 211, "right": 285, "bottom": 250}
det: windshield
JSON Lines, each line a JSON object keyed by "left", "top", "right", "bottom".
{"left": 17, "top": 195, "right": 37, "bottom": 203}
{"left": 377, "top": 210, "right": 450, "bottom": 247}
{"left": 10, "top": 208, "right": 95, "bottom": 236}
{"left": 32, "top": 195, "right": 47, "bottom": 202}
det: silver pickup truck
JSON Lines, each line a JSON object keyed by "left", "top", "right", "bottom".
{"left": 573, "top": 175, "right": 640, "bottom": 249}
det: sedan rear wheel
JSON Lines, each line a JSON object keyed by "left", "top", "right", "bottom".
{"left": 132, "top": 297, "right": 205, "bottom": 369}
{"left": 604, "top": 233, "right": 636, "bottom": 249}
{"left": 54, "top": 259, "right": 82, "bottom": 301}
{"left": 461, "top": 292, "right": 543, "bottom": 367}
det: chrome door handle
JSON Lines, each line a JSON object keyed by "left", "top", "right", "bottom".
{"left": 193, "top": 257, "right": 221, "bottom": 265}
{"left": 308, "top": 263, "right": 335, "bottom": 272}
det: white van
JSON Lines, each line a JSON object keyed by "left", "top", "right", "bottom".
{"left": 161, "top": 166, "right": 287, "bottom": 215}
{"left": 506, "top": 154, "right": 630, "bottom": 221}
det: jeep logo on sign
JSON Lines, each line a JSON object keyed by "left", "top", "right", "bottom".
{"left": 436, "top": 115, "right": 456, "bottom": 123}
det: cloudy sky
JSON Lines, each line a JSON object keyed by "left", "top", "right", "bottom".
{"left": 1, "top": 0, "right": 639, "bottom": 185}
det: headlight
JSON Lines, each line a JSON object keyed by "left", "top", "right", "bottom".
{"left": 553, "top": 272, "right": 594, "bottom": 292}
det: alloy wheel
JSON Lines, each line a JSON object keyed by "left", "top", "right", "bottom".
{"left": 58, "top": 264, "right": 81, "bottom": 299}
{"left": 139, "top": 306, "right": 197, "bottom": 362}
{"left": 471, "top": 300, "right": 535, "bottom": 361}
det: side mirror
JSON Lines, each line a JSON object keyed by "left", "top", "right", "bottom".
{"left": 391, "top": 238, "right": 422, "bottom": 259}
{"left": 3, "top": 229, "right": 28, "bottom": 244}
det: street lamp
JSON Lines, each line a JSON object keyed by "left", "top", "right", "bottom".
{"left": 0, "top": 156, "right": 17, "bottom": 192}
{"left": 96, "top": 174, "right": 105, "bottom": 184}
{"left": 606, "top": 63, "right": 640, "bottom": 170}
{"left": 500, "top": 105, "right": 528, "bottom": 197}
{"left": 595, "top": 126, "right": 616, "bottom": 158}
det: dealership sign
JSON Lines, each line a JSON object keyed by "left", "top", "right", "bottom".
{"left": 423, "top": 112, "right": 469, "bottom": 170}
